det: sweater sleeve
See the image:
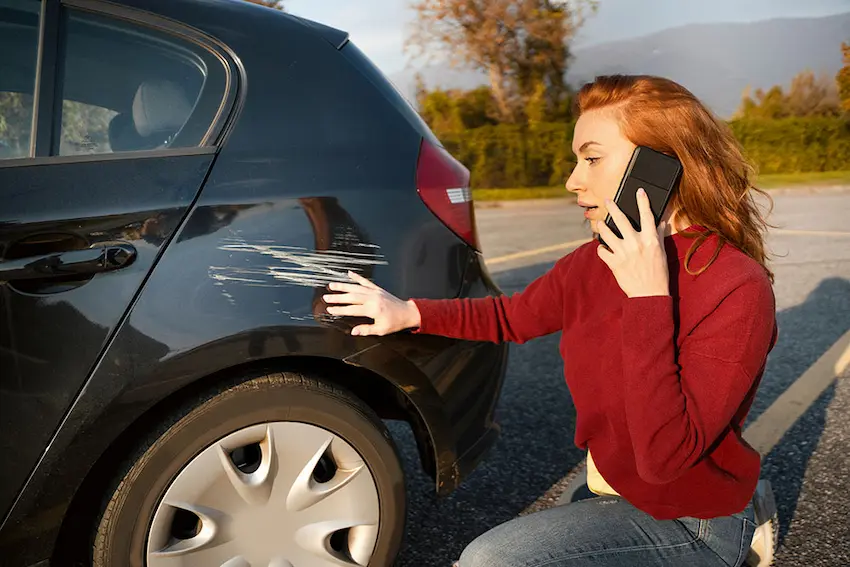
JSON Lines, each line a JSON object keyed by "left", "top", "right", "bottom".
{"left": 410, "top": 253, "right": 575, "bottom": 344}
{"left": 620, "top": 274, "right": 776, "bottom": 485}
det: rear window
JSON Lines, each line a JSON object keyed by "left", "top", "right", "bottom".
{"left": 341, "top": 42, "right": 440, "bottom": 147}
{"left": 56, "top": 9, "right": 228, "bottom": 156}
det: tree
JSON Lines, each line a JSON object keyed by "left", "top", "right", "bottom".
{"left": 786, "top": 70, "right": 840, "bottom": 117}
{"left": 407, "top": 0, "right": 595, "bottom": 124}
{"left": 415, "top": 84, "right": 499, "bottom": 135}
{"left": 417, "top": 88, "right": 464, "bottom": 134}
{"left": 838, "top": 42, "right": 850, "bottom": 113}
{"left": 59, "top": 100, "right": 115, "bottom": 154}
{"left": 0, "top": 93, "right": 33, "bottom": 158}
{"left": 736, "top": 85, "right": 788, "bottom": 119}
{"left": 736, "top": 69, "right": 841, "bottom": 119}
{"left": 525, "top": 81, "right": 549, "bottom": 125}
{"left": 454, "top": 86, "right": 501, "bottom": 128}
{"left": 243, "top": 0, "right": 285, "bottom": 9}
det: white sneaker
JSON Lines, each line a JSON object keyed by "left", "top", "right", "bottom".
{"left": 745, "top": 479, "right": 778, "bottom": 567}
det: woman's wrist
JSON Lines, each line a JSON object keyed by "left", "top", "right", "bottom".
{"left": 406, "top": 299, "right": 422, "bottom": 329}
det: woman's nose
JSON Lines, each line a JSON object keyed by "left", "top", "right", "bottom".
{"left": 565, "top": 170, "right": 582, "bottom": 193}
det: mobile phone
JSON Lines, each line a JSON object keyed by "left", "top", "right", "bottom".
{"left": 599, "top": 146, "right": 683, "bottom": 246}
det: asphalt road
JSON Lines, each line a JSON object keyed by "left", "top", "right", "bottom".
{"left": 390, "top": 187, "right": 850, "bottom": 567}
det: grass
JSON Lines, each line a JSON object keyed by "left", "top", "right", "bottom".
{"left": 472, "top": 186, "right": 571, "bottom": 201}
{"left": 472, "top": 170, "right": 850, "bottom": 202}
{"left": 754, "top": 170, "right": 850, "bottom": 188}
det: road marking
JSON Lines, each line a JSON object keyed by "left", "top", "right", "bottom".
{"left": 743, "top": 329, "right": 850, "bottom": 455}
{"left": 484, "top": 228, "right": 850, "bottom": 268}
{"left": 487, "top": 238, "right": 592, "bottom": 265}
{"left": 772, "top": 229, "right": 850, "bottom": 237}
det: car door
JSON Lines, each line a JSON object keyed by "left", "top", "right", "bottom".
{"left": 0, "top": 0, "right": 237, "bottom": 521}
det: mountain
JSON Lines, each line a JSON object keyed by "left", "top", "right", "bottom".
{"left": 388, "top": 12, "right": 850, "bottom": 118}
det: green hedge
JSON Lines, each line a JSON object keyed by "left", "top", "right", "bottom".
{"left": 729, "top": 117, "right": 850, "bottom": 175}
{"left": 437, "top": 117, "right": 850, "bottom": 188}
{"left": 439, "top": 122, "right": 576, "bottom": 189}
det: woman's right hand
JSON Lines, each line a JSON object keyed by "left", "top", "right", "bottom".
{"left": 323, "top": 271, "right": 422, "bottom": 336}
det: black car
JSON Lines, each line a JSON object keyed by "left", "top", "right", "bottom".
{"left": 0, "top": 1, "right": 509, "bottom": 565}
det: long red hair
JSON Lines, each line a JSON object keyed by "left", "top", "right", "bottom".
{"left": 575, "top": 75, "right": 774, "bottom": 282}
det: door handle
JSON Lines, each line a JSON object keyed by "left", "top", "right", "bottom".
{"left": 0, "top": 243, "right": 137, "bottom": 282}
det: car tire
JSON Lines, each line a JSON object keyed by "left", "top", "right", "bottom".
{"left": 92, "top": 371, "right": 406, "bottom": 567}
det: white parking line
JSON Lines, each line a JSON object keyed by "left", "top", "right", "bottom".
{"left": 773, "top": 229, "right": 850, "bottom": 237}
{"left": 485, "top": 228, "right": 850, "bottom": 267}
{"left": 744, "top": 329, "right": 850, "bottom": 455}
{"left": 487, "top": 238, "right": 592, "bottom": 265}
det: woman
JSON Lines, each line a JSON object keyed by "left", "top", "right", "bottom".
{"left": 324, "top": 75, "right": 778, "bottom": 567}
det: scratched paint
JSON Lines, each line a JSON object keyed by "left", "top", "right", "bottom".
{"left": 209, "top": 237, "right": 389, "bottom": 289}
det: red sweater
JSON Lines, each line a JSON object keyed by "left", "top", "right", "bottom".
{"left": 412, "top": 228, "right": 777, "bottom": 520}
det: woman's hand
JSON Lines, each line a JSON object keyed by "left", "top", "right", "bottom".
{"left": 323, "top": 271, "right": 421, "bottom": 336}
{"left": 596, "top": 188, "right": 670, "bottom": 298}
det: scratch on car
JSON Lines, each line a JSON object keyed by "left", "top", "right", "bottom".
{"left": 209, "top": 237, "right": 389, "bottom": 289}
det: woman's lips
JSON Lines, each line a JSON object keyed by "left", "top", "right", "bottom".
{"left": 580, "top": 204, "right": 598, "bottom": 218}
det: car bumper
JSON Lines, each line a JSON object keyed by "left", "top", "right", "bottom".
{"left": 429, "top": 249, "right": 511, "bottom": 495}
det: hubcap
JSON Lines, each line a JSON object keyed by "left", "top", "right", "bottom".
{"left": 146, "top": 422, "right": 380, "bottom": 566}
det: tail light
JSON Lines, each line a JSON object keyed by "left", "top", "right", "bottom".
{"left": 415, "top": 139, "right": 479, "bottom": 250}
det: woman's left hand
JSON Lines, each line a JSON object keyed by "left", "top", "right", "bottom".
{"left": 596, "top": 188, "right": 670, "bottom": 298}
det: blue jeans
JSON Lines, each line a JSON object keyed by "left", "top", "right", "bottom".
{"left": 456, "top": 495, "right": 757, "bottom": 567}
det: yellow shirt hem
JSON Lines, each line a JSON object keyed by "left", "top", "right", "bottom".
{"left": 586, "top": 449, "right": 621, "bottom": 497}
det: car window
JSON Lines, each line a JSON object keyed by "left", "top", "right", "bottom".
{"left": 58, "top": 10, "right": 227, "bottom": 156}
{"left": 0, "top": 0, "right": 40, "bottom": 160}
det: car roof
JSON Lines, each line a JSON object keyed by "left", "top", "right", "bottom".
{"left": 111, "top": 0, "right": 293, "bottom": 16}
{"left": 109, "top": 0, "right": 350, "bottom": 49}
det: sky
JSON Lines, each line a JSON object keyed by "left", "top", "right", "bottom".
{"left": 286, "top": 0, "right": 850, "bottom": 75}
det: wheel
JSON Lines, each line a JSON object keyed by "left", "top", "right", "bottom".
{"left": 93, "top": 372, "right": 406, "bottom": 567}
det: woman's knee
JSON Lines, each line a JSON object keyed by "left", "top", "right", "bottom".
{"left": 458, "top": 526, "right": 517, "bottom": 567}
{"left": 457, "top": 534, "right": 507, "bottom": 567}
{"left": 456, "top": 522, "right": 530, "bottom": 567}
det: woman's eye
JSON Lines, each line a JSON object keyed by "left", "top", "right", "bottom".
{"left": 585, "top": 156, "right": 600, "bottom": 165}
